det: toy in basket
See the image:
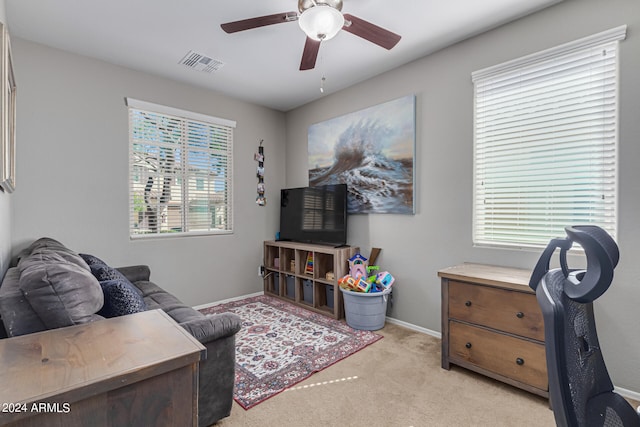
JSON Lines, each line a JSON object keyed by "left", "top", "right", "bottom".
{"left": 340, "top": 249, "right": 393, "bottom": 330}
{"left": 339, "top": 252, "right": 394, "bottom": 294}
{"left": 375, "top": 271, "right": 395, "bottom": 290}
{"left": 348, "top": 253, "right": 368, "bottom": 278}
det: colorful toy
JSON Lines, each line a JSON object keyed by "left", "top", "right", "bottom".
{"left": 366, "top": 265, "right": 380, "bottom": 284}
{"left": 348, "top": 253, "right": 368, "bottom": 279}
{"left": 305, "top": 252, "right": 314, "bottom": 275}
{"left": 375, "top": 271, "right": 395, "bottom": 290}
{"left": 339, "top": 274, "right": 372, "bottom": 292}
{"left": 354, "top": 277, "right": 371, "bottom": 293}
{"left": 339, "top": 275, "right": 359, "bottom": 291}
{"left": 339, "top": 258, "right": 395, "bottom": 293}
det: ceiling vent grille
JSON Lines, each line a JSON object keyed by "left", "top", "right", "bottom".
{"left": 178, "top": 50, "right": 224, "bottom": 73}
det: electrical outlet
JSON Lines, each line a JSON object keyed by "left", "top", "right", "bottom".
{"left": 258, "top": 265, "right": 265, "bottom": 277}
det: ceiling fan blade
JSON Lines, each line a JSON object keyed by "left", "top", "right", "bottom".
{"left": 300, "top": 37, "right": 321, "bottom": 71}
{"left": 221, "top": 12, "right": 298, "bottom": 33}
{"left": 342, "top": 14, "right": 401, "bottom": 50}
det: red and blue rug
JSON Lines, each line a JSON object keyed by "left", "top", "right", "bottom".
{"left": 200, "top": 295, "right": 383, "bottom": 409}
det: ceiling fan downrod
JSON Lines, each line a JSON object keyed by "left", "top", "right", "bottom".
{"left": 298, "top": 0, "right": 343, "bottom": 14}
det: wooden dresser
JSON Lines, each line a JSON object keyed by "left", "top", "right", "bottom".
{"left": 0, "top": 309, "right": 205, "bottom": 427}
{"left": 439, "top": 263, "right": 548, "bottom": 399}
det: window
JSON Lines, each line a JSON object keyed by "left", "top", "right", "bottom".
{"left": 472, "top": 26, "right": 626, "bottom": 249}
{"left": 126, "top": 98, "right": 235, "bottom": 238}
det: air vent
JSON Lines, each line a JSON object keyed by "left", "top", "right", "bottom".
{"left": 178, "top": 50, "right": 224, "bottom": 73}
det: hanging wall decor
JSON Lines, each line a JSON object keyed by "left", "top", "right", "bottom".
{"left": 0, "top": 23, "right": 16, "bottom": 193}
{"left": 255, "top": 140, "right": 266, "bottom": 206}
{"left": 308, "top": 95, "right": 416, "bottom": 214}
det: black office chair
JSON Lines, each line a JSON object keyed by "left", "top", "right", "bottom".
{"left": 529, "top": 225, "right": 640, "bottom": 427}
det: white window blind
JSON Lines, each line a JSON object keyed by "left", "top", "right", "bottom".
{"left": 126, "top": 98, "right": 235, "bottom": 238}
{"left": 472, "top": 26, "right": 626, "bottom": 249}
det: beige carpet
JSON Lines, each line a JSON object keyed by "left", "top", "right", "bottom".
{"left": 214, "top": 322, "right": 559, "bottom": 426}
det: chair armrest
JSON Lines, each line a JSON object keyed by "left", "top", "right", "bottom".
{"left": 180, "top": 312, "right": 242, "bottom": 344}
{"left": 116, "top": 265, "right": 151, "bottom": 283}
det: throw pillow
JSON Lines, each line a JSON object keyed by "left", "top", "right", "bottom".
{"left": 98, "top": 279, "right": 147, "bottom": 318}
{"left": 19, "top": 238, "right": 91, "bottom": 272}
{"left": 80, "top": 254, "right": 143, "bottom": 296}
{"left": 19, "top": 252, "right": 104, "bottom": 328}
{"left": 79, "top": 253, "right": 107, "bottom": 267}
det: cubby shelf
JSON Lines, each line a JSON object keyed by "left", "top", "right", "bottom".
{"left": 263, "top": 240, "right": 358, "bottom": 319}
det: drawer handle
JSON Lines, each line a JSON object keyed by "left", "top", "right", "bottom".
{"left": 465, "top": 342, "right": 472, "bottom": 349}
{"left": 516, "top": 311, "right": 524, "bottom": 318}
{"left": 465, "top": 300, "right": 472, "bottom": 307}
{"left": 516, "top": 358, "right": 525, "bottom": 366}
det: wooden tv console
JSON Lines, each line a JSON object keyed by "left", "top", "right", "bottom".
{"left": 439, "top": 263, "right": 549, "bottom": 399}
{"left": 0, "top": 309, "right": 205, "bottom": 426}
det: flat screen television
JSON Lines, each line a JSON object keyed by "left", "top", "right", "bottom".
{"left": 279, "top": 184, "right": 348, "bottom": 247}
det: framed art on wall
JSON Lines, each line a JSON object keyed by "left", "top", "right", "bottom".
{"left": 308, "top": 95, "right": 416, "bottom": 214}
{"left": 0, "top": 23, "right": 16, "bottom": 193}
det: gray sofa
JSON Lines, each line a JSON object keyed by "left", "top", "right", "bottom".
{"left": 0, "top": 238, "right": 242, "bottom": 427}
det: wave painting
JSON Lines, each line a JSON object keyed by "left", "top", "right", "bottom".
{"left": 308, "top": 95, "right": 415, "bottom": 214}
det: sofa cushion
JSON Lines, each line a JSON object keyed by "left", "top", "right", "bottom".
{"left": 134, "top": 280, "right": 204, "bottom": 324}
{"left": 98, "top": 279, "right": 147, "bottom": 318}
{"left": 18, "top": 252, "right": 104, "bottom": 329}
{"left": 18, "top": 238, "right": 89, "bottom": 271}
{"left": 0, "top": 267, "right": 48, "bottom": 336}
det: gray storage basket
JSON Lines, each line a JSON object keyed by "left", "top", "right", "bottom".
{"left": 340, "top": 287, "right": 391, "bottom": 330}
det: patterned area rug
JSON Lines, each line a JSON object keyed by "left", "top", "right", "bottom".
{"left": 200, "top": 295, "right": 383, "bottom": 409}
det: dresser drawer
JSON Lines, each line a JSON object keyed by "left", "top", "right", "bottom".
{"left": 448, "top": 280, "right": 544, "bottom": 341}
{"left": 449, "top": 321, "right": 548, "bottom": 391}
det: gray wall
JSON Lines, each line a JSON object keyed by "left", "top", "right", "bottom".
{"left": 285, "top": 0, "right": 640, "bottom": 393}
{"left": 6, "top": 0, "right": 640, "bottom": 395}
{"left": 10, "top": 38, "right": 286, "bottom": 305}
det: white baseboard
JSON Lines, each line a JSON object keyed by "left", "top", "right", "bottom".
{"left": 195, "top": 295, "right": 640, "bottom": 401}
{"left": 385, "top": 316, "right": 442, "bottom": 339}
{"left": 615, "top": 386, "right": 640, "bottom": 403}
{"left": 192, "top": 291, "right": 264, "bottom": 311}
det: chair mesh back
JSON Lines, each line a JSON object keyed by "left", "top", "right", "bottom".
{"left": 531, "top": 226, "right": 640, "bottom": 427}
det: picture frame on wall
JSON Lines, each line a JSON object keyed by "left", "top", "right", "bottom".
{"left": 0, "top": 23, "right": 16, "bottom": 193}
{"left": 308, "top": 95, "right": 416, "bottom": 214}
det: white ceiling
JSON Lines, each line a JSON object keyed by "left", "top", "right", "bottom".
{"left": 6, "top": 0, "right": 562, "bottom": 112}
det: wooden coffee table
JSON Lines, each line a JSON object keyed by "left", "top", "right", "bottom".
{"left": 0, "top": 309, "right": 205, "bottom": 426}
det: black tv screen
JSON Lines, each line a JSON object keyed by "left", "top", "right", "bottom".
{"left": 279, "top": 184, "right": 348, "bottom": 247}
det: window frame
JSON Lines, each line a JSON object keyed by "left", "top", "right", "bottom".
{"left": 471, "top": 26, "right": 626, "bottom": 250}
{"left": 126, "top": 98, "right": 236, "bottom": 239}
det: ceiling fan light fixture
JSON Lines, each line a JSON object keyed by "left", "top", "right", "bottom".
{"left": 298, "top": 5, "right": 344, "bottom": 41}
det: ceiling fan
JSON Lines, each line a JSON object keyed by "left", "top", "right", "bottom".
{"left": 220, "top": 0, "right": 401, "bottom": 71}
